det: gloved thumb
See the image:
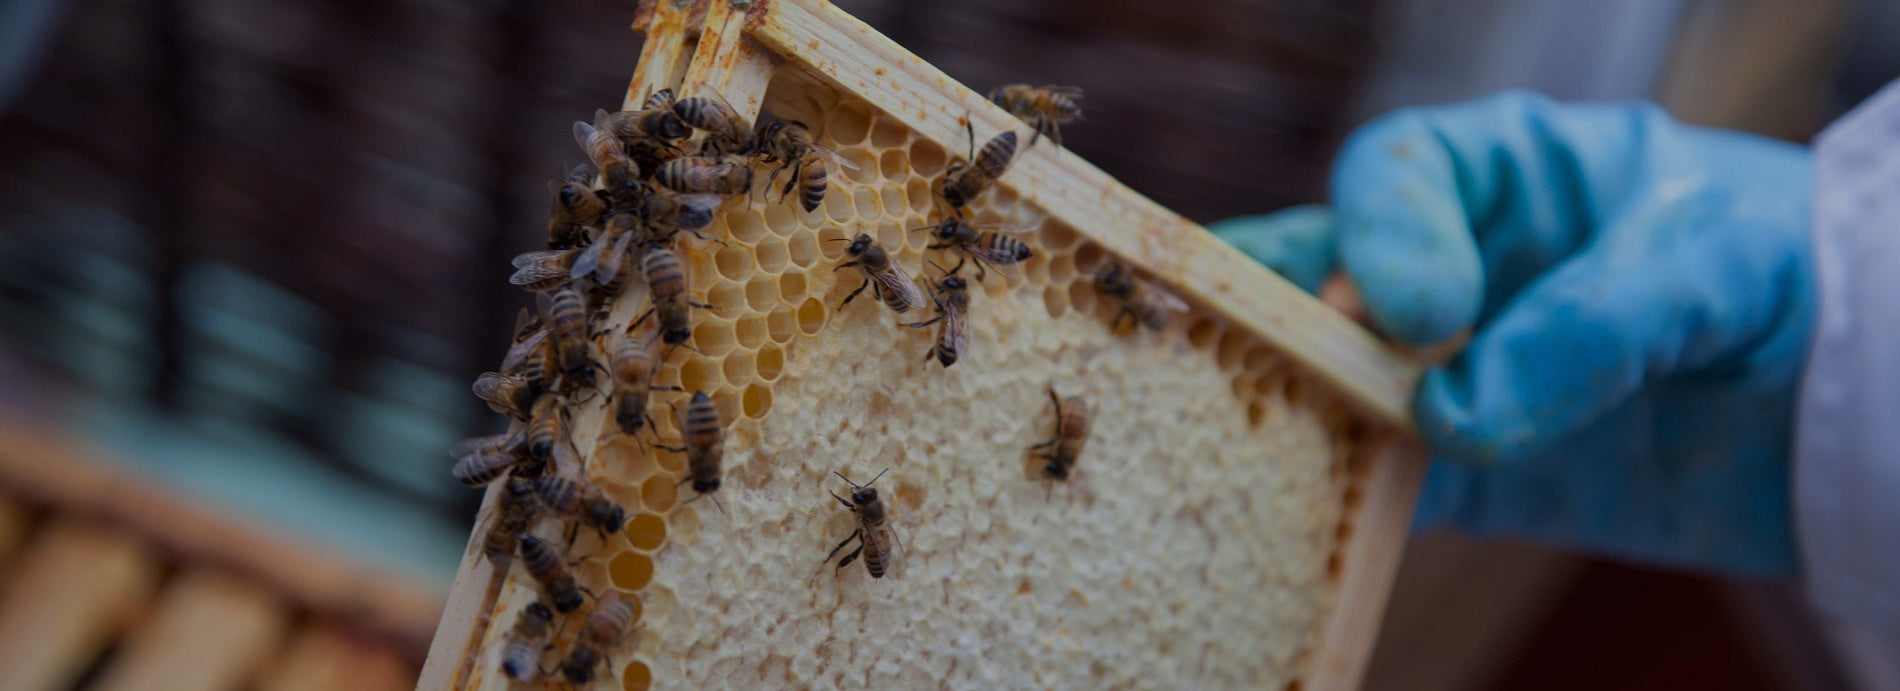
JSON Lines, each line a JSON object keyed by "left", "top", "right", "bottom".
{"left": 1207, "top": 205, "right": 1337, "bottom": 295}
{"left": 1414, "top": 213, "right": 1812, "bottom": 466}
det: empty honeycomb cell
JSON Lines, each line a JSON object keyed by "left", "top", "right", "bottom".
{"left": 766, "top": 306, "right": 796, "bottom": 343}
{"left": 710, "top": 389, "right": 741, "bottom": 426}
{"left": 853, "top": 187, "right": 880, "bottom": 219}
{"left": 754, "top": 236, "right": 790, "bottom": 273}
{"left": 879, "top": 149, "right": 908, "bottom": 180}
{"left": 745, "top": 276, "right": 778, "bottom": 312}
{"left": 1042, "top": 221, "right": 1080, "bottom": 251}
{"left": 641, "top": 473, "right": 679, "bottom": 511}
{"left": 715, "top": 244, "right": 755, "bottom": 281}
{"left": 1231, "top": 373, "right": 1256, "bottom": 401}
{"left": 763, "top": 201, "right": 798, "bottom": 236}
{"left": 1284, "top": 376, "right": 1311, "bottom": 407}
{"left": 787, "top": 232, "right": 817, "bottom": 268}
{"left": 1042, "top": 284, "right": 1068, "bottom": 319}
{"left": 880, "top": 185, "right": 906, "bottom": 218}
{"left": 735, "top": 315, "right": 767, "bottom": 350}
{"left": 609, "top": 551, "right": 654, "bottom": 590}
{"left": 842, "top": 149, "right": 879, "bottom": 183}
{"left": 756, "top": 344, "right": 785, "bottom": 380}
{"left": 875, "top": 221, "right": 906, "bottom": 253}
{"left": 823, "top": 187, "right": 856, "bottom": 223}
{"left": 1046, "top": 253, "right": 1075, "bottom": 285}
{"left": 728, "top": 209, "right": 767, "bottom": 244}
{"left": 742, "top": 383, "right": 772, "bottom": 419}
{"left": 796, "top": 297, "right": 827, "bottom": 335}
{"left": 1187, "top": 319, "right": 1220, "bottom": 350}
{"left": 722, "top": 351, "right": 755, "bottom": 382}
{"left": 692, "top": 320, "right": 736, "bottom": 356}
{"left": 1067, "top": 279, "right": 1097, "bottom": 314}
{"left": 906, "top": 177, "right": 932, "bottom": 210}
{"left": 777, "top": 271, "right": 807, "bottom": 303}
{"left": 622, "top": 660, "right": 652, "bottom": 691}
{"left": 627, "top": 513, "right": 667, "bottom": 551}
{"left": 870, "top": 117, "right": 908, "bottom": 148}
{"left": 909, "top": 137, "right": 947, "bottom": 176}
{"left": 826, "top": 103, "right": 872, "bottom": 145}
{"left": 679, "top": 357, "right": 721, "bottom": 392}
{"left": 1248, "top": 400, "right": 1268, "bottom": 426}
{"left": 1072, "top": 242, "right": 1107, "bottom": 275}
{"left": 707, "top": 281, "right": 745, "bottom": 310}
{"left": 1217, "top": 330, "right": 1250, "bottom": 371}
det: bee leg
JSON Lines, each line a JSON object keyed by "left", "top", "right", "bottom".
{"left": 903, "top": 315, "right": 943, "bottom": 329}
{"left": 1110, "top": 307, "right": 1135, "bottom": 332}
{"left": 962, "top": 118, "right": 977, "bottom": 161}
{"left": 563, "top": 522, "right": 579, "bottom": 549}
{"left": 1047, "top": 386, "right": 1064, "bottom": 434}
{"left": 824, "top": 528, "right": 862, "bottom": 563}
{"left": 1030, "top": 438, "right": 1058, "bottom": 451}
{"left": 839, "top": 279, "right": 871, "bottom": 309}
{"left": 830, "top": 490, "right": 855, "bottom": 510}
{"left": 631, "top": 307, "right": 654, "bottom": 331}
{"left": 836, "top": 542, "right": 865, "bottom": 571}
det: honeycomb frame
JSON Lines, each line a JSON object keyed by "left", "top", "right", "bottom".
{"left": 420, "top": 2, "right": 1426, "bottom": 689}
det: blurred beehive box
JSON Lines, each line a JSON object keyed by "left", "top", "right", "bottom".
{"left": 0, "top": 421, "right": 442, "bottom": 691}
{"left": 423, "top": 0, "right": 1423, "bottom": 689}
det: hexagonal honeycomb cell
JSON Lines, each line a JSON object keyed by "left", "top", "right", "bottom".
{"left": 457, "top": 61, "right": 1369, "bottom": 691}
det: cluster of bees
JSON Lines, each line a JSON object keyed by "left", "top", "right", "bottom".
{"left": 450, "top": 80, "right": 1189, "bottom": 685}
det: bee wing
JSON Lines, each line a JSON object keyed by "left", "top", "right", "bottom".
{"left": 1040, "top": 84, "right": 1084, "bottom": 98}
{"left": 966, "top": 246, "right": 1024, "bottom": 281}
{"left": 808, "top": 142, "right": 861, "bottom": 171}
{"left": 510, "top": 250, "right": 575, "bottom": 290}
{"left": 572, "top": 120, "right": 598, "bottom": 153}
{"left": 593, "top": 231, "right": 636, "bottom": 286}
{"left": 472, "top": 371, "right": 519, "bottom": 404}
{"left": 569, "top": 230, "right": 610, "bottom": 280}
{"left": 964, "top": 220, "right": 1039, "bottom": 234}
{"left": 450, "top": 431, "right": 514, "bottom": 460}
{"left": 878, "top": 261, "right": 927, "bottom": 312}
{"left": 564, "top": 163, "right": 593, "bottom": 185}
{"left": 502, "top": 328, "right": 549, "bottom": 373}
{"left": 943, "top": 305, "right": 969, "bottom": 361}
{"left": 1145, "top": 281, "right": 1192, "bottom": 314}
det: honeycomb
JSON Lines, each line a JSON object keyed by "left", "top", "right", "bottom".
{"left": 459, "top": 65, "right": 1369, "bottom": 690}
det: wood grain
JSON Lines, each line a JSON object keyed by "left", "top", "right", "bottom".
{"left": 0, "top": 520, "right": 160, "bottom": 691}
{"left": 92, "top": 569, "right": 291, "bottom": 691}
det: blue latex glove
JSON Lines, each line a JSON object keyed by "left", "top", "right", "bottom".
{"left": 1209, "top": 91, "right": 1814, "bottom": 576}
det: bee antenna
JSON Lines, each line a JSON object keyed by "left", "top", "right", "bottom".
{"left": 926, "top": 260, "right": 951, "bottom": 276}
{"left": 864, "top": 468, "right": 889, "bottom": 487}
{"left": 833, "top": 470, "right": 858, "bottom": 487}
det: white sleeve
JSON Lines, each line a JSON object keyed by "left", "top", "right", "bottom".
{"left": 1795, "top": 78, "right": 1900, "bottom": 628}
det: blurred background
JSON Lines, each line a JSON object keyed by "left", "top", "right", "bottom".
{"left": 0, "top": 0, "right": 1894, "bottom": 687}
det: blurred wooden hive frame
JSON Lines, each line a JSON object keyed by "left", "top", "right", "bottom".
{"left": 0, "top": 422, "right": 442, "bottom": 691}
{"left": 425, "top": 0, "right": 1425, "bottom": 688}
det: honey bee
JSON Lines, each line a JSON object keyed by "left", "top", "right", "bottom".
{"left": 634, "top": 245, "right": 713, "bottom": 346}
{"left": 532, "top": 476, "right": 626, "bottom": 542}
{"left": 673, "top": 93, "right": 752, "bottom": 155}
{"left": 1093, "top": 263, "right": 1189, "bottom": 331}
{"left": 546, "top": 179, "right": 604, "bottom": 250}
{"left": 451, "top": 429, "right": 533, "bottom": 486}
{"left": 524, "top": 394, "right": 566, "bottom": 466}
{"left": 749, "top": 119, "right": 860, "bottom": 212}
{"left": 602, "top": 105, "right": 690, "bottom": 145}
{"left": 509, "top": 248, "right": 578, "bottom": 292}
{"left": 559, "top": 592, "right": 638, "bottom": 684}
{"left": 498, "top": 601, "right": 555, "bottom": 682}
{"left": 834, "top": 233, "right": 924, "bottom": 312}
{"left": 507, "top": 331, "right": 558, "bottom": 403}
{"left": 544, "top": 283, "right": 599, "bottom": 389}
{"left": 1030, "top": 386, "right": 1091, "bottom": 493}
{"left": 654, "top": 155, "right": 754, "bottom": 197}
{"left": 987, "top": 84, "right": 1084, "bottom": 147}
{"left": 481, "top": 476, "right": 539, "bottom": 565}
{"left": 517, "top": 534, "right": 588, "bottom": 613}
{"left": 903, "top": 263, "right": 970, "bottom": 368}
{"left": 471, "top": 371, "right": 537, "bottom": 421}
{"left": 666, "top": 391, "right": 725, "bottom": 511}
{"left": 608, "top": 331, "right": 680, "bottom": 441}
{"left": 912, "top": 216, "right": 1035, "bottom": 281}
{"left": 570, "top": 214, "right": 642, "bottom": 311}
{"left": 572, "top": 113, "right": 640, "bottom": 191}
{"left": 636, "top": 187, "right": 722, "bottom": 243}
{"left": 642, "top": 88, "right": 675, "bottom": 111}
{"left": 939, "top": 124, "right": 1017, "bottom": 212}
{"left": 823, "top": 469, "right": 895, "bottom": 579}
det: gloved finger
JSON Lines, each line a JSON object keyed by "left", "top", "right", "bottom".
{"left": 1207, "top": 205, "right": 1337, "bottom": 295}
{"left": 1331, "top": 92, "right": 1665, "bottom": 346}
{"left": 1413, "top": 213, "right": 1814, "bottom": 466}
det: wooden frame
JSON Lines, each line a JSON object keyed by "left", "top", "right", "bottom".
{"left": 421, "top": 1, "right": 1426, "bottom": 688}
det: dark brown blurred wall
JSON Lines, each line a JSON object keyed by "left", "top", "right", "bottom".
{"left": 0, "top": 0, "right": 1380, "bottom": 519}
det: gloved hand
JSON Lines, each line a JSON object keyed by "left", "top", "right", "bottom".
{"left": 1209, "top": 91, "right": 1814, "bottom": 576}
